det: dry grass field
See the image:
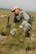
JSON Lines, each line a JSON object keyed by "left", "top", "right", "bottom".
{"left": 0, "top": 10, "right": 36, "bottom": 54}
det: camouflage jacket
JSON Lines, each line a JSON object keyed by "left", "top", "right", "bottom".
{"left": 14, "top": 11, "right": 30, "bottom": 23}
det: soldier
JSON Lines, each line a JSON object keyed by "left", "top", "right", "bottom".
{"left": 11, "top": 6, "right": 32, "bottom": 37}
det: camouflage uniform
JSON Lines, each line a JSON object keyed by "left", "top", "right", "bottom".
{"left": 12, "top": 11, "right": 32, "bottom": 37}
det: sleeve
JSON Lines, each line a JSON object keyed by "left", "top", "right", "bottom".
{"left": 23, "top": 11, "right": 30, "bottom": 22}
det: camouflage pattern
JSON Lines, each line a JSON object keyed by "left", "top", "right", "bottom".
{"left": 12, "top": 10, "right": 33, "bottom": 37}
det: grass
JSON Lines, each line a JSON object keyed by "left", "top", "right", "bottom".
{"left": 0, "top": 9, "right": 36, "bottom": 54}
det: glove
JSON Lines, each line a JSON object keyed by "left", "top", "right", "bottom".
{"left": 10, "top": 28, "right": 17, "bottom": 35}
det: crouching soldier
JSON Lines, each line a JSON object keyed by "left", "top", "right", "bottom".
{"left": 10, "top": 6, "right": 32, "bottom": 38}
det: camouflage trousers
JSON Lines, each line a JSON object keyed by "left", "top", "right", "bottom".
{"left": 19, "top": 20, "right": 32, "bottom": 38}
